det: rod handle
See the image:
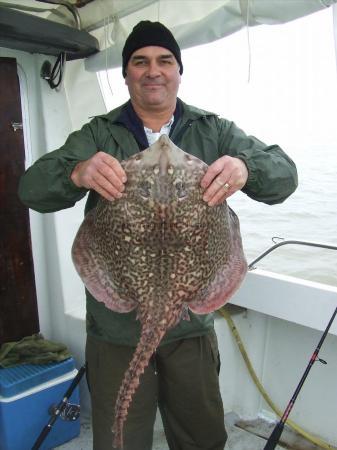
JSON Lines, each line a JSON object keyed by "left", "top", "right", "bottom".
{"left": 31, "top": 426, "right": 51, "bottom": 450}
{"left": 263, "top": 422, "right": 284, "bottom": 450}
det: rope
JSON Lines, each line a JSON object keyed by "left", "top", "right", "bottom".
{"left": 218, "top": 307, "right": 335, "bottom": 449}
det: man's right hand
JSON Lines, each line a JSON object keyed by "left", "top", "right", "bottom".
{"left": 71, "top": 151, "right": 127, "bottom": 201}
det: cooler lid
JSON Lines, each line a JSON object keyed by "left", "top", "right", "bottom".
{"left": 0, "top": 357, "right": 75, "bottom": 397}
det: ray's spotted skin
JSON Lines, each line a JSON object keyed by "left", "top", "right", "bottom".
{"left": 72, "top": 135, "right": 247, "bottom": 449}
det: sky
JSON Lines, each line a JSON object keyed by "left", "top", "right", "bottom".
{"left": 180, "top": 7, "right": 337, "bottom": 153}
{"left": 99, "top": 7, "right": 337, "bottom": 157}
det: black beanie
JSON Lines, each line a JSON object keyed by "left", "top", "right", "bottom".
{"left": 122, "top": 21, "right": 183, "bottom": 77}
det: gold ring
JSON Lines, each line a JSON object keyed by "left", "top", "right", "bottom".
{"left": 223, "top": 182, "right": 230, "bottom": 190}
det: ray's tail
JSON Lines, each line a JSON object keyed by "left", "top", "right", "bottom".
{"left": 112, "top": 326, "right": 166, "bottom": 449}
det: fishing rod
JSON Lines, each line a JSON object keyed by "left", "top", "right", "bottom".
{"left": 31, "top": 364, "right": 86, "bottom": 450}
{"left": 263, "top": 306, "right": 337, "bottom": 450}
{"left": 249, "top": 238, "right": 337, "bottom": 450}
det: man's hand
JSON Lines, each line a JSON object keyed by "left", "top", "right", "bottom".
{"left": 71, "top": 152, "right": 127, "bottom": 201}
{"left": 201, "top": 156, "right": 248, "bottom": 206}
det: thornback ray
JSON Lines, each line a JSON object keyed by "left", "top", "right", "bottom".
{"left": 71, "top": 134, "right": 247, "bottom": 449}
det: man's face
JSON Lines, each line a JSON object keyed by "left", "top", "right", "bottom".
{"left": 125, "top": 46, "right": 181, "bottom": 111}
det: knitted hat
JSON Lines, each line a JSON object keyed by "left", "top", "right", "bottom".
{"left": 122, "top": 21, "right": 183, "bottom": 77}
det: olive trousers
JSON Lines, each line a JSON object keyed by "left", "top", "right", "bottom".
{"left": 85, "top": 331, "right": 227, "bottom": 450}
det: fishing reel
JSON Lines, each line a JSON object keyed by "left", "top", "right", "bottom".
{"left": 49, "top": 402, "right": 81, "bottom": 421}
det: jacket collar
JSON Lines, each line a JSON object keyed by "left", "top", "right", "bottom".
{"left": 100, "top": 98, "right": 216, "bottom": 125}
{"left": 100, "top": 99, "right": 184, "bottom": 150}
{"left": 97, "top": 98, "right": 217, "bottom": 150}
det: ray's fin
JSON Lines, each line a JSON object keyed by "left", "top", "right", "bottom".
{"left": 189, "top": 208, "right": 247, "bottom": 314}
{"left": 72, "top": 209, "right": 137, "bottom": 313}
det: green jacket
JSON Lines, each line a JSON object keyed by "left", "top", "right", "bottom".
{"left": 18, "top": 100, "right": 298, "bottom": 346}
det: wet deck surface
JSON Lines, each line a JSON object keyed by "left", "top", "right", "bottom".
{"left": 55, "top": 412, "right": 289, "bottom": 450}
{"left": 55, "top": 408, "right": 334, "bottom": 450}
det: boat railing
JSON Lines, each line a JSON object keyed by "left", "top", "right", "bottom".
{"left": 248, "top": 237, "right": 337, "bottom": 270}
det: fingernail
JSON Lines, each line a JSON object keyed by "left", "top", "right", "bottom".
{"left": 122, "top": 176, "right": 127, "bottom": 183}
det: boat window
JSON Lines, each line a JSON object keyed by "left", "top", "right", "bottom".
{"left": 97, "top": 8, "right": 337, "bottom": 286}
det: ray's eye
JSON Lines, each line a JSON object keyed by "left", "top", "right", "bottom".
{"left": 139, "top": 180, "right": 152, "bottom": 198}
{"left": 175, "top": 181, "right": 187, "bottom": 199}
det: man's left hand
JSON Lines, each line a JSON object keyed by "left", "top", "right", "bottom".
{"left": 200, "top": 156, "right": 248, "bottom": 206}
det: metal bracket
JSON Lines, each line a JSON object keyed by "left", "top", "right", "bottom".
{"left": 11, "top": 122, "right": 23, "bottom": 132}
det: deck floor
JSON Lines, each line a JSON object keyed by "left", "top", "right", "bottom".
{"left": 55, "top": 413, "right": 287, "bottom": 450}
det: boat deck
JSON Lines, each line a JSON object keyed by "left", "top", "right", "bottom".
{"left": 55, "top": 412, "right": 324, "bottom": 450}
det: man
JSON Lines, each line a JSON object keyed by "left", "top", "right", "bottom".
{"left": 19, "top": 21, "right": 298, "bottom": 450}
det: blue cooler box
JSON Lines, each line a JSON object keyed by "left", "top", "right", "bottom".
{"left": 0, "top": 358, "right": 81, "bottom": 450}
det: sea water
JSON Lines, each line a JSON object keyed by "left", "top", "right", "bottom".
{"left": 229, "top": 144, "right": 337, "bottom": 287}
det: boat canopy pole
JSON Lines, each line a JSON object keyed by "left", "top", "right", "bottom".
{"left": 248, "top": 238, "right": 337, "bottom": 270}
